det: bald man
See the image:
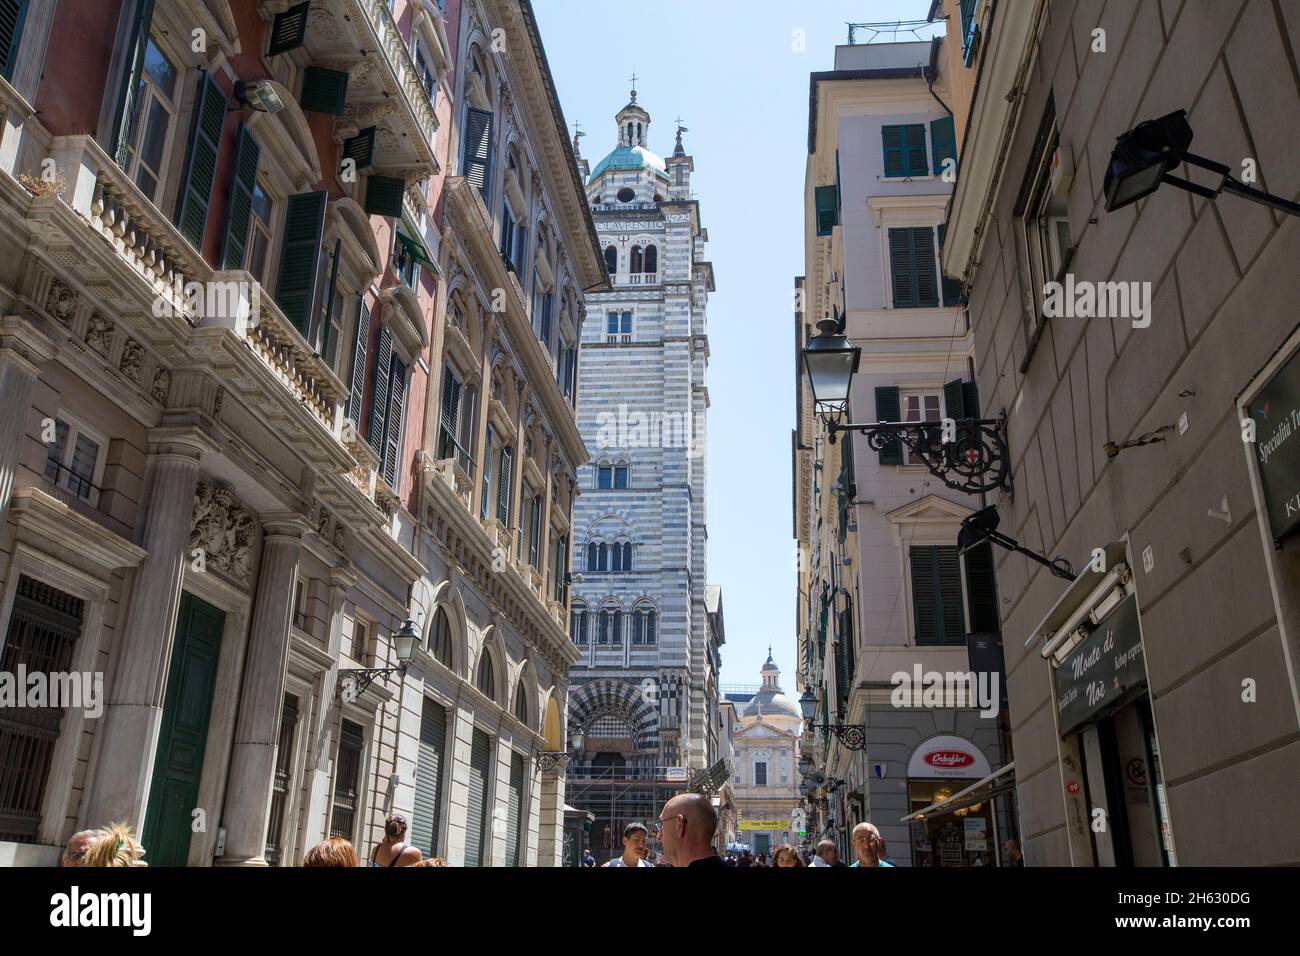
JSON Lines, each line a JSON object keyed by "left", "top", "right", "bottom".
{"left": 656, "top": 793, "right": 726, "bottom": 868}
{"left": 850, "top": 822, "right": 894, "bottom": 868}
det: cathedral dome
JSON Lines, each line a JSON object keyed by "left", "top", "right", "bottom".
{"left": 590, "top": 144, "right": 670, "bottom": 182}
{"left": 739, "top": 649, "right": 802, "bottom": 721}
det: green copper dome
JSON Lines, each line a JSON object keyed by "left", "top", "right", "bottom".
{"left": 590, "top": 145, "right": 671, "bottom": 183}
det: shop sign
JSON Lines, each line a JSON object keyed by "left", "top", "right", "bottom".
{"left": 906, "top": 735, "right": 992, "bottom": 779}
{"left": 964, "top": 817, "right": 987, "bottom": 852}
{"left": 664, "top": 767, "right": 687, "bottom": 781}
{"left": 1248, "top": 346, "right": 1300, "bottom": 542}
{"left": 738, "top": 820, "right": 786, "bottom": 831}
{"left": 1053, "top": 594, "right": 1146, "bottom": 736}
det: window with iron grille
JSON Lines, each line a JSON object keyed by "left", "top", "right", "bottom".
{"left": 263, "top": 693, "right": 300, "bottom": 865}
{"left": 329, "top": 720, "right": 364, "bottom": 840}
{"left": 0, "top": 576, "right": 84, "bottom": 843}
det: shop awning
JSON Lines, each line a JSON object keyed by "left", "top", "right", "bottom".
{"left": 900, "top": 762, "right": 1016, "bottom": 823}
{"left": 396, "top": 230, "right": 437, "bottom": 270}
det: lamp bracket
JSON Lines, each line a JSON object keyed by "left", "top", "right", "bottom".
{"left": 828, "top": 416, "right": 1011, "bottom": 494}
{"left": 337, "top": 665, "right": 407, "bottom": 700}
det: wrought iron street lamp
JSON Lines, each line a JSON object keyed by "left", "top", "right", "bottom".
{"left": 337, "top": 619, "right": 419, "bottom": 700}
{"left": 539, "top": 728, "right": 585, "bottom": 774}
{"left": 1105, "top": 110, "right": 1300, "bottom": 217}
{"left": 803, "top": 317, "right": 1010, "bottom": 494}
{"left": 958, "top": 505, "right": 1075, "bottom": 582}
{"left": 798, "top": 690, "right": 867, "bottom": 750}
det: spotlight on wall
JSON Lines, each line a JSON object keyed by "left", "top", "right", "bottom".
{"left": 233, "top": 80, "right": 286, "bottom": 115}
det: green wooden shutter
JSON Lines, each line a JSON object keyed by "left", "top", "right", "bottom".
{"left": 273, "top": 191, "right": 326, "bottom": 335}
{"left": 875, "top": 386, "right": 903, "bottom": 465}
{"left": 410, "top": 700, "right": 447, "bottom": 857}
{"left": 961, "top": 0, "right": 981, "bottom": 65}
{"left": 814, "top": 185, "right": 839, "bottom": 236}
{"left": 931, "top": 115, "right": 956, "bottom": 178}
{"left": 383, "top": 356, "right": 407, "bottom": 486}
{"left": 497, "top": 445, "right": 512, "bottom": 525}
{"left": 528, "top": 497, "right": 541, "bottom": 566}
{"left": 464, "top": 728, "right": 491, "bottom": 867}
{"left": 910, "top": 547, "right": 939, "bottom": 645}
{"left": 462, "top": 107, "right": 494, "bottom": 198}
{"left": 505, "top": 751, "right": 525, "bottom": 866}
{"left": 888, "top": 228, "right": 915, "bottom": 307}
{"left": 220, "top": 125, "right": 261, "bottom": 270}
{"left": 963, "top": 379, "right": 981, "bottom": 419}
{"left": 964, "top": 541, "right": 999, "bottom": 634}
{"left": 439, "top": 365, "right": 461, "bottom": 459}
{"left": 0, "top": 0, "right": 29, "bottom": 80}
{"left": 837, "top": 432, "right": 855, "bottom": 542}
{"left": 174, "top": 71, "right": 227, "bottom": 251}
{"left": 346, "top": 300, "right": 369, "bottom": 427}
{"left": 481, "top": 424, "right": 493, "bottom": 519}
{"left": 835, "top": 600, "right": 854, "bottom": 715}
{"left": 882, "top": 125, "right": 905, "bottom": 177}
{"left": 365, "top": 175, "right": 405, "bottom": 218}
{"left": 109, "top": 0, "right": 156, "bottom": 168}
{"left": 937, "top": 545, "right": 966, "bottom": 643}
{"left": 341, "top": 126, "right": 377, "bottom": 173}
{"left": 906, "top": 124, "right": 928, "bottom": 175}
{"left": 367, "top": 324, "right": 393, "bottom": 455}
{"left": 267, "top": 0, "right": 309, "bottom": 56}
{"left": 300, "top": 66, "right": 348, "bottom": 115}
{"left": 944, "top": 379, "right": 968, "bottom": 421}
{"left": 913, "top": 227, "right": 939, "bottom": 307}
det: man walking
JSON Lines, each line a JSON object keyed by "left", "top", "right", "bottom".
{"left": 603, "top": 822, "right": 653, "bottom": 867}
{"left": 810, "top": 839, "right": 842, "bottom": 867}
{"left": 657, "top": 793, "right": 726, "bottom": 867}
{"left": 850, "top": 822, "right": 894, "bottom": 867}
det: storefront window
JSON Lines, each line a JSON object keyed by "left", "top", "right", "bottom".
{"left": 907, "top": 780, "right": 996, "bottom": 867}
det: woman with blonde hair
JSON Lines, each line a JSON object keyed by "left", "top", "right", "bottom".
{"left": 81, "top": 823, "right": 147, "bottom": 867}
{"left": 302, "top": 836, "right": 360, "bottom": 867}
{"left": 772, "top": 844, "right": 806, "bottom": 868}
{"left": 410, "top": 857, "right": 449, "bottom": 867}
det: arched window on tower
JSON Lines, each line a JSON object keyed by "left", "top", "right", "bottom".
{"left": 587, "top": 542, "right": 598, "bottom": 572}
{"left": 612, "top": 609, "right": 623, "bottom": 644}
{"left": 598, "top": 609, "right": 610, "bottom": 644}
{"left": 604, "top": 246, "right": 617, "bottom": 274}
{"left": 645, "top": 245, "right": 657, "bottom": 274}
{"left": 598, "top": 542, "right": 608, "bottom": 571}
{"left": 430, "top": 606, "right": 453, "bottom": 669}
{"left": 570, "top": 603, "right": 589, "bottom": 644}
{"left": 630, "top": 245, "right": 643, "bottom": 274}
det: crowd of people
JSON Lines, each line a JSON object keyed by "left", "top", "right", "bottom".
{"left": 56, "top": 797, "right": 914, "bottom": 869}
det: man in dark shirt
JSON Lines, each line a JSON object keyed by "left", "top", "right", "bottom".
{"left": 657, "top": 793, "right": 726, "bottom": 867}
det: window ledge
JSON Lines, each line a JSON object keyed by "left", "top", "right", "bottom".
{"left": 379, "top": 283, "right": 429, "bottom": 358}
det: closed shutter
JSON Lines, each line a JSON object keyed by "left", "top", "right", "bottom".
{"left": 882, "top": 125, "right": 905, "bottom": 177}
{"left": 364, "top": 175, "right": 405, "bottom": 218}
{"left": 913, "top": 227, "right": 939, "bottom": 306}
{"left": 347, "top": 300, "right": 369, "bottom": 427}
{"left": 0, "top": 0, "right": 29, "bottom": 81}
{"left": 268, "top": 2, "right": 309, "bottom": 56}
{"left": 300, "top": 65, "right": 348, "bottom": 115}
{"left": 888, "top": 228, "right": 915, "bottom": 307}
{"left": 931, "top": 115, "right": 956, "bottom": 178}
{"left": 273, "top": 191, "right": 327, "bottom": 336}
{"left": 220, "top": 125, "right": 261, "bottom": 270}
{"left": 505, "top": 751, "right": 525, "bottom": 866}
{"left": 945, "top": 377, "right": 981, "bottom": 467}
{"left": 528, "top": 497, "right": 540, "bottom": 566}
{"left": 439, "top": 365, "right": 461, "bottom": 459}
{"left": 174, "top": 71, "right": 227, "bottom": 251}
{"left": 938, "top": 222, "right": 966, "bottom": 306}
{"left": 410, "top": 701, "right": 447, "bottom": 857}
{"left": 464, "top": 728, "right": 491, "bottom": 867}
{"left": 367, "top": 324, "right": 393, "bottom": 455}
{"left": 964, "top": 541, "right": 999, "bottom": 633}
{"left": 944, "top": 378, "right": 968, "bottom": 420}
{"left": 481, "top": 424, "right": 493, "bottom": 519}
{"left": 814, "top": 185, "right": 839, "bottom": 236}
{"left": 837, "top": 432, "right": 855, "bottom": 542}
{"left": 462, "top": 107, "right": 494, "bottom": 198}
{"left": 496, "top": 446, "right": 512, "bottom": 524}
{"left": 874, "top": 386, "right": 903, "bottom": 465}
{"left": 383, "top": 356, "right": 407, "bottom": 486}
{"left": 911, "top": 546, "right": 966, "bottom": 645}
{"left": 109, "top": 0, "right": 156, "bottom": 168}
{"left": 341, "top": 126, "right": 377, "bottom": 173}
{"left": 906, "top": 123, "right": 928, "bottom": 175}
{"left": 835, "top": 600, "right": 854, "bottom": 715}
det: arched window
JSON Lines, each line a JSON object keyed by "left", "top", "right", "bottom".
{"left": 631, "top": 608, "right": 643, "bottom": 645}
{"left": 611, "top": 542, "right": 623, "bottom": 573}
{"left": 514, "top": 683, "right": 529, "bottom": 725}
{"left": 621, "top": 542, "right": 633, "bottom": 570}
{"left": 630, "top": 245, "right": 643, "bottom": 274}
{"left": 645, "top": 609, "right": 656, "bottom": 644}
{"left": 570, "top": 604, "right": 589, "bottom": 644}
{"left": 430, "top": 606, "right": 453, "bottom": 668}
{"left": 476, "top": 648, "right": 496, "bottom": 701}
{"left": 598, "top": 609, "right": 610, "bottom": 644}
{"left": 644, "top": 245, "right": 657, "bottom": 274}
{"left": 604, "top": 246, "right": 617, "bottom": 274}
{"left": 598, "top": 543, "right": 608, "bottom": 572}
{"left": 587, "top": 542, "right": 599, "bottom": 573}
{"left": 632, "top": 604, "right": 656, "bottom": 645}
{"left": 612, "top": 610, "right": 623, "bottom": 644}
{"left": 613, "top": 461, "right": 629, "bottom": 489}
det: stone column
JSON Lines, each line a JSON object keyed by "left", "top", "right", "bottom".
{"left": 81, "top": 427, "right": 208, "bottom": 831}
{"left": 217, "top": 518, "right": 306, "bottom": 866}
{"left": 0, "top": 315, "right": 57, "bottom": 517}
{"left": 537, "top": 766, "right": 564, "bottom": 867}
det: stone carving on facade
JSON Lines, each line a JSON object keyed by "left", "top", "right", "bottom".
{"left": 316, "top": 504, "right": 331, "bottom": 538}
{"left": 333, "top": 524, "right": 346, "bottom": 551}
{"left": 151, "top": 368, "right": 171, "bottom": 404}
{"left": 85, "top": 312, "right": 114, "bottom": 357}
{"left": 190, "top": 481, "right": 260, "bottom": 587}
{"left": 306, "top": 4, "right": 344, "bottom": 42}
{"left": 44, "top": 278, "right": 77, "bottom": 324}
{"left": 119, "top": 338, "right": 144, "bottom": 383}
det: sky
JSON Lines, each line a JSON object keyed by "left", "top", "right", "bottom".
{"left": 534, "top": 0, "right": 937, "bottom": 690}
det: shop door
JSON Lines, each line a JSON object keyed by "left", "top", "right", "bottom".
{"left": 755, "top": 833, "right": 771, "bottom": 857}
{"left": 142, "top": 593, "right": 225, "bottom": 866}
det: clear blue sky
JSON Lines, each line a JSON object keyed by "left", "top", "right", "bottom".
{"left": 534, "top": 0, "right": 935, "bottom": 689}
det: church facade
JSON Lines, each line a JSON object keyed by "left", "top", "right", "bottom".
{"left": 562, "top": 89, "right": 722, "bottom": 859}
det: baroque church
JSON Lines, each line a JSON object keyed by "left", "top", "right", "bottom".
{"left": 562, "top": 86, "right": 723, "bottom": 857}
